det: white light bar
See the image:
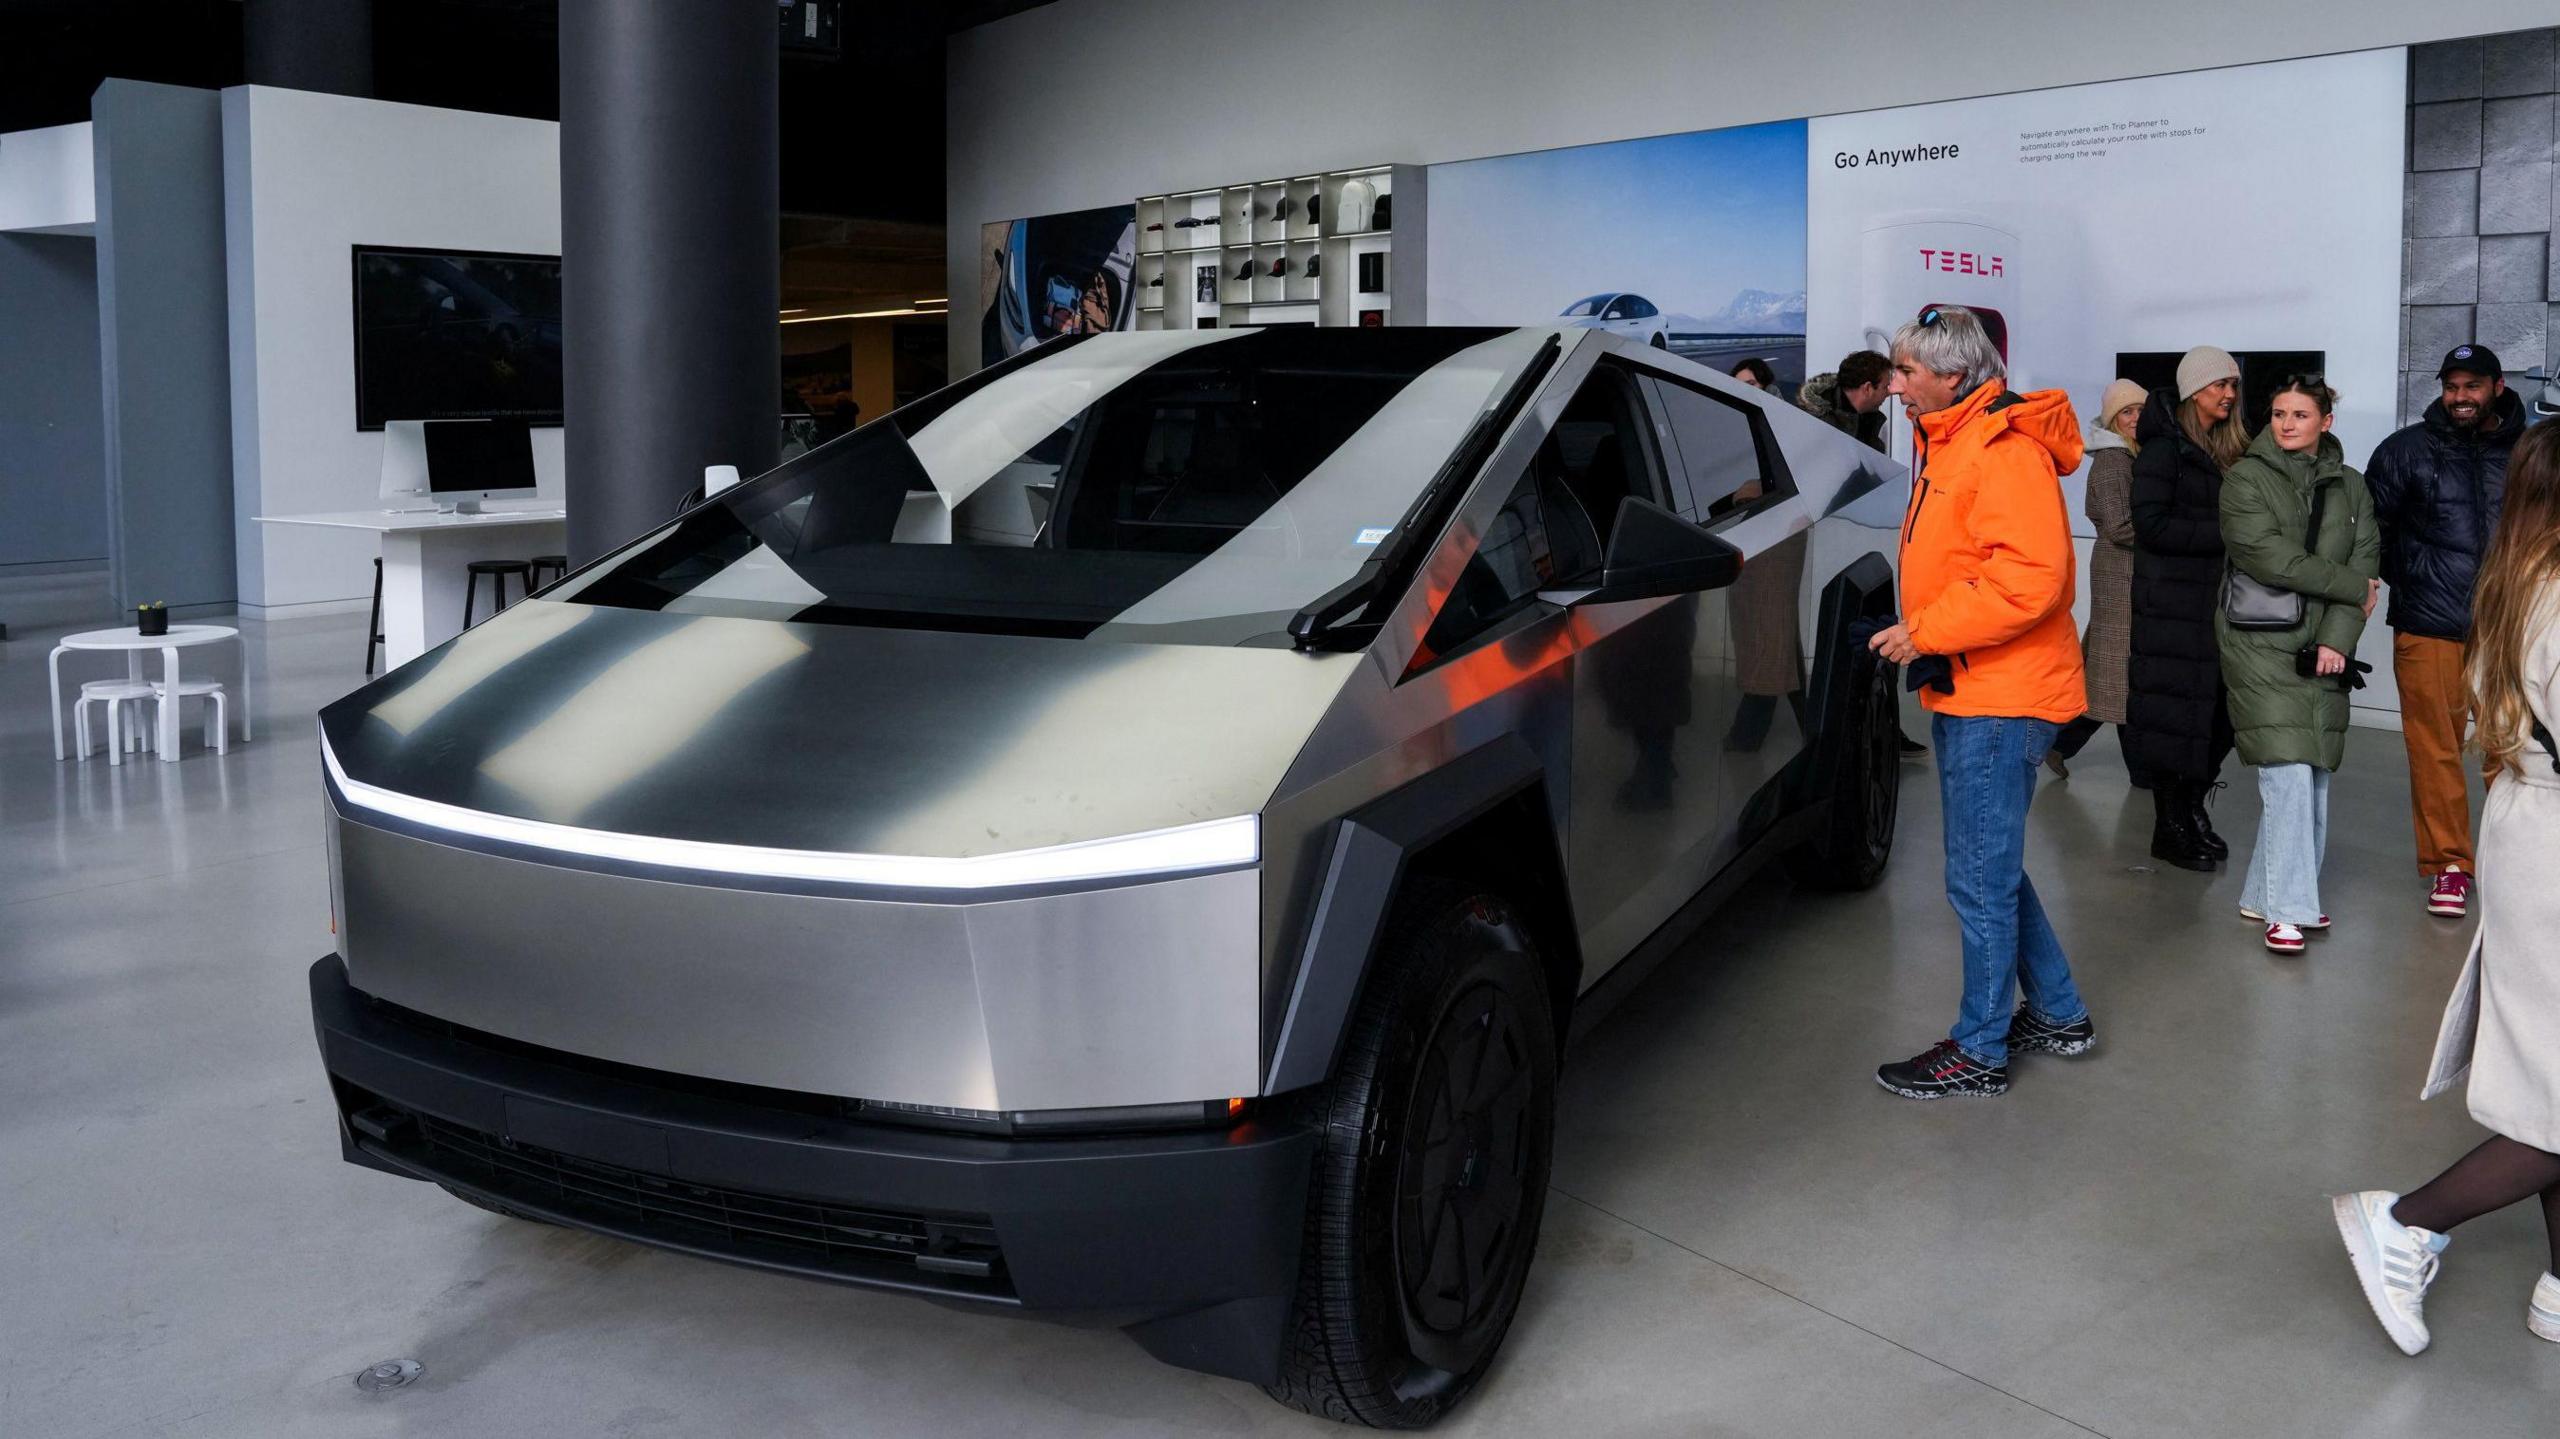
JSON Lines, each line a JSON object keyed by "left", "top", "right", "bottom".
{"left": 321, "top": 738, "right": 1257, "bottom": 890}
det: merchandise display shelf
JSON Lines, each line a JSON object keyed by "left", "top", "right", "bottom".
{"left": 1127, "top": 163, "right": 1421, "bottom": 329}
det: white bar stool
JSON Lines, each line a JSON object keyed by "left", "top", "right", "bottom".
{"left": 150, "top": 678, "right": 230, "bottom": 756}
{"left": 75, "top": 679, "right": 159, "bottom": 765}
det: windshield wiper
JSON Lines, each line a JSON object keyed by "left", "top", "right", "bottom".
{"left": 1288, "top": 333, "right": 1561, "bottom": 651}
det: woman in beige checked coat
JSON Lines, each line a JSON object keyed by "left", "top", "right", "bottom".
{"left": 2045, "top": 379, "right": 2145, "bottom": 781}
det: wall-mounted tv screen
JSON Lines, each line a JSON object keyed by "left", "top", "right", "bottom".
{"left": 352, "top": 245, "right": 563, "bottom": 431}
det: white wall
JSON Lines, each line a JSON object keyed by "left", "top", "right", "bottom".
{"left": 945, "top": 0, "right": 2560, "bottom": 375}
{"left": 0, "top": 121, "right": 95, "bottom": 235}
{"left": 222, "top": 86, "right": 561, "bottom": 614}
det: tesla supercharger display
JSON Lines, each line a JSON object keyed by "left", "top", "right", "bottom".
{"left": 1856, "top": 211, "right": 2020, "bottom": 468}
{"left": 1805, "top": 49, "right": 2404, "bottom": 714}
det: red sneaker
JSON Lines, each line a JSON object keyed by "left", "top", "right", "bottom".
{"left": 2427, "top": 867, "right": 2471, "bottom": 919}
{"left": 2265, "top": 922, "right": 2307, "bottom": 954}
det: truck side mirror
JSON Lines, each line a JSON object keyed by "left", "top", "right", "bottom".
{"left": 1553, "top": 497, "right": 1744, "bottom": 605}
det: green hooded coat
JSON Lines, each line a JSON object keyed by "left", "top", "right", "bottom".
{"left": 2214, "top": 427, "right": 2380, "bottom": 770}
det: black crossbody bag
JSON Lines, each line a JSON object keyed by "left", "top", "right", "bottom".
{"left": 2536, "top": 718, "right": 2559, "bottom": 777}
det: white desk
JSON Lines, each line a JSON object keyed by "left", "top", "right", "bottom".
{"left": 255, "top": 507, "right": 567, "bottom": 670}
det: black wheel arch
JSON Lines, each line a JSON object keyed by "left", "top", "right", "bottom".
{"left": 1262, "top": 735, "right": 1582, "bottom": 1097}
{"left": 1799, "top": 551, "right": 1901, "bottom": 788}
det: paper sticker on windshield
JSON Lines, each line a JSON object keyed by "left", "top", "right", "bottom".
{"left": 1354, "top": 526, "right": 1391, "bottom": 546}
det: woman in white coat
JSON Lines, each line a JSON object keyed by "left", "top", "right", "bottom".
{"left": 2331, "top": 417, "right": 2560, "bottom": 1356}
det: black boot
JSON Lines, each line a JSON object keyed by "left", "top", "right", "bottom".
{"left": 2149, "top": 780, "right": 2216, "bottom": 872}
{"left": 2189, "top": 779, "right": 2229, "bottom": 861}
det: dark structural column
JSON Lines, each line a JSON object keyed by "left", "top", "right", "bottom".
{"left": 243, "top": 0, "right": 373, "bottom": 97}
{"left": 559, "top": 0, "right": 779, "bottom": 563}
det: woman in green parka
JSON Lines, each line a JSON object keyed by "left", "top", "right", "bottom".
{"left": 2218, "top": 376, "right": 2382, "bottom": 954}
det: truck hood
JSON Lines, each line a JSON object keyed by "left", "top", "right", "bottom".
{"left": 319, "top": 599, "right": 1363, "bottom": 864}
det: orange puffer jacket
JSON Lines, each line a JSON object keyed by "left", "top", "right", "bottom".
{"left": 1898, "top": 379, "right": 2088, "bottom": 722}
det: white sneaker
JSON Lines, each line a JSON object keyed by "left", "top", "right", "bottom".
{"left": 2332, "top": 1189, "right": 2443, "bottom": 1355}
{"left": 2533, "top": 1273, "right": 2560, "bottom": 1343}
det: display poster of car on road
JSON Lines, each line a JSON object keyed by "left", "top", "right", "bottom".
{"left": 1427, "top": 121, "right": 1808, "bottom": 397}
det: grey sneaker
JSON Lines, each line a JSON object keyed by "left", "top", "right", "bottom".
{"left": 2331, "top": 1190, "right": 2443, "bottom": 1355}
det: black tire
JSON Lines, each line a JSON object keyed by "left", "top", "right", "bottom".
{"left": 1263, "top": 881, "right": 1558, "bottom": 1429}
{"left": 1786, "top": 651, "right": 1901, "bottom": 891}
{"left": 439, "top": 1183, "right": 556, "bottom": 1226}
{"left": 1648, "top": 332, "right": 1668, "bottom": 350}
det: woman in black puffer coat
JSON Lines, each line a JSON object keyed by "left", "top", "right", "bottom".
{"left": 2128, "top": 347, "right": 2248, "bottom": 870}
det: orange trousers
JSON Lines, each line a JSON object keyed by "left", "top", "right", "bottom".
{"left": 2392, "top": 632, "right": 2475, "bottom": 875}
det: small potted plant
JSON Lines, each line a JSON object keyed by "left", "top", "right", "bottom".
{"left": 136, "top": 600, "right": 168, "bottom": 637}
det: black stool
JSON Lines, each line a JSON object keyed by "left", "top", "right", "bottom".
{"left": 364, "top": 556, "right": 387, "bottom": 674}
{"left": 526, "top": 553, "right": 569, "bottom": 592}
{"left": 463, "top": 559, "right": 534, "bottom": 629}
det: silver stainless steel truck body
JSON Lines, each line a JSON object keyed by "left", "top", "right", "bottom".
{"left": 311, "top": 325, "right": 1910, "bottom": 1426}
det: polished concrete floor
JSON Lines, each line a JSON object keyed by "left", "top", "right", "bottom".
{"left": 3, "top": 599, "right": 2553, "bottom": 1438}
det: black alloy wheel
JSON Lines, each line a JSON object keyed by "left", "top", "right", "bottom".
{"left": 1786, "top": 652, "right": 1901, "bottom": 890}
{"left": 1264, "top": 881, "right": 1558, "bottom": 1429}
{"left": 1394, "top": 975, "right": 1541, "bottom": 1374}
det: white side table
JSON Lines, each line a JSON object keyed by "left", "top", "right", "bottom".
{"left": 49, "top": 624, "right": 252, "bottom": 763}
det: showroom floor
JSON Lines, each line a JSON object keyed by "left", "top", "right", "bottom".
{"left": 2, "top": 605, "right": 2552, "bottom": 1438}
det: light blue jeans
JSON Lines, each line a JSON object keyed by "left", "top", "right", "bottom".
{"left": 2239, "top": 762, "right": 2330, "bottom": 926}
{"left": 1937, "top": 713, "right": 2088, "bottom": 1065}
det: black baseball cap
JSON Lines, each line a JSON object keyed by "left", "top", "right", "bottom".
{"left": 2437, "top": 344, "right": 2502, "bottom": 381}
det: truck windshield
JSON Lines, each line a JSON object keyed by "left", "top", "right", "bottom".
{"left": 571, "top": 327, "right": 1548, "bottom": 646}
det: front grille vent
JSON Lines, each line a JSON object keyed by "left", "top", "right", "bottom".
{"left": 387, "top": 1109, "right": 1010, "bottom": 1295}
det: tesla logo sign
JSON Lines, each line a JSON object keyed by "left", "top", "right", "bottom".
{"left": 1919, "top": 249, "right": 2005, "bottom": 277}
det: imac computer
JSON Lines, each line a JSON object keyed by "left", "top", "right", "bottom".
{"left": 379, "top": 418, "right": 539, "bottom": 514}
{"left": 378, "top": 420, "right": 431, "bottom": 507}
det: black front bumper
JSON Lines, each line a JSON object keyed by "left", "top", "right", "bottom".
{"left": 309, "top": 956, "right": 1316, "bottom": 1382}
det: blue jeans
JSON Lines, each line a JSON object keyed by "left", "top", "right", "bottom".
{"left": 2238, "top": 762, "right": 2330, "bottom": 926}
{"left": 1935, "top": 713, "right": 2087, "bottom": 1065}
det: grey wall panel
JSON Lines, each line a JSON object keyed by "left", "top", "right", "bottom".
{"left": 2402, "top": 29, "right": 2559, "bottom": 423}
{"left": 92, "top": 80, "right": 234, "bottom": 610}
{"left": 0, "top": 233, "right": 106, "bottom": 567}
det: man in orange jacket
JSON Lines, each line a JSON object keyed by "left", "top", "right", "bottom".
{"left": 1867, "top": 306, "right": 2095, "bottom": 1099}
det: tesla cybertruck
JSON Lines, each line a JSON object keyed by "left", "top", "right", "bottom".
{"left": 309, "top": 325, "right": 1908, "bottom": 1428}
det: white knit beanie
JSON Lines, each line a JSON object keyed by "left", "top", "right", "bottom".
{"left": 2176, "top": 346, "right": 2239, "bottom": 401}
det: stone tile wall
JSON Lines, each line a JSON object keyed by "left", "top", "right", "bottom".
{"left": 2403, "top": 28, "right": 2558, "bottom": 424}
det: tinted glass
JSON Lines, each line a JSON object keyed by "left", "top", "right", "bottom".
{"left": 1415, "top": 366, "right": 1658, "bottom": 666}
{"left": 570, "top": 328, "right": 1548, "bottom": 647}
{"left": 1562, "top": 295, "right": 1610, "bottom": 317}
{"left": 1649, "top": 375, "right": 1779, "bottom": 513}
{"left": 1419, "top": 469, "right": 1550, "bottom": 663}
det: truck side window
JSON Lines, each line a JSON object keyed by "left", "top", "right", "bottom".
{"left": 1413, "top": 364, "right": 1661, "bottom": 668}
{"left": 1416, "top": 468, "right": 1551, "bottom": 666}
{"left": 1647, "top": 375, "right": 1789, "bottom": 517}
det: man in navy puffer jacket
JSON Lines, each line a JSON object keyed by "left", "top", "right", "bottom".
{"left": 2364, "top": 344, "right": 2524, "bottom": 918}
